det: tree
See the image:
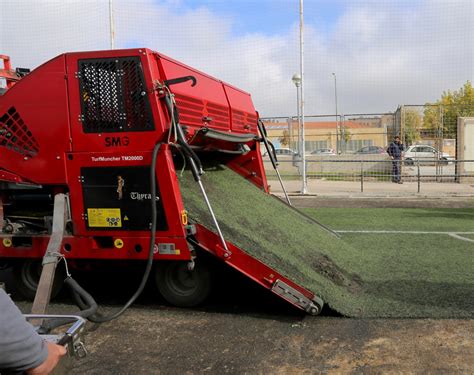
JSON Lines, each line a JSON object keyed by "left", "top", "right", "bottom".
{"left": 340, "top": 126, "right": 351, "bottom": 152}
{"left": 424, "top": 81, "right": 474, "bottom": 138}
{"left": 403, "top": 109, "right": 421, "bottom": 145}
{"left": 279, "top": 129, "right": 290, "bottom": 147}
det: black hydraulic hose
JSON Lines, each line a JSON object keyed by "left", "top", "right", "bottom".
{"left": 178, "top": 130, "right": 202, "bottom": 173}
{"left": 66, "top": 142, "right": 162, "bottom": 323}
{"left": 175, "top": 122, "right": 202, "bottom": 181}
{"left": 38, "top": 277, "right": 99, "bottom": 333}
{"left": 65, "top": 277, "right": 98, "bottom": 318}
{"left": 258, "top": 119, "right": 292, "bottom": 205}
{"left": 267, "top": 140, "right": 278, "bottom": 159}
{"left": 163, "top": 93, "right": 180, "bottom": 125}
{"left": 162, "top": 93, "right": 203, "bottom": 180}
{"left": 258, "top": 119, "right": 279, "bottom": 169}
{"left": 259, "top": 118, "right": 269, "bottom": 137}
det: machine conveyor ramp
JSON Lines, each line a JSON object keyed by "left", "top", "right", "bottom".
{"left": 179, "top": 163, "right": 364, "bottom": 316}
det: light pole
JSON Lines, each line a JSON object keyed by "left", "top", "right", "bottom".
{"left": 292, "top": 73, "right": 301, "bottom": 155}
{"left": 109, "top": 0, "right": 115, "bottom": 49}
{"left": 332, "top": 72, "right": 338, "bottom": 154}
{"left": 296, "top": 0, "right": 307, "bottom": 194}
{"left": 292, "top": 73, "right": 306, "bottom": 193}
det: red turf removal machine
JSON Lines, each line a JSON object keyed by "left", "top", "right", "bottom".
{"left": 0, "top": 49, "right": 323, "bottom": 318}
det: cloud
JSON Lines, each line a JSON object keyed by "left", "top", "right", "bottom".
{"left": 1, "top": 0, "right": 472, "bottom": 117}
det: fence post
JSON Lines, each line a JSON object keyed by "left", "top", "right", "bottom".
{"left": 417, "top": 159, "right": 421, "bottom": 193}
{"left": 360, "top": 161, "right": 364, "bottom": 192}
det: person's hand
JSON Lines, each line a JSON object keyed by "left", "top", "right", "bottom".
{"left": 27, "top": 341, "right": 67, "bottom": 375}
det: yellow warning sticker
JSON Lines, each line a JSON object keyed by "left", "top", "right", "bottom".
{"left": 87, "top": 208, "right": 122, "bottom": 228}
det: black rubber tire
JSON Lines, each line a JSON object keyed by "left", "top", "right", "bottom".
{"left": 405, "top": 158, "right": 414, "bottom": 166}
{"left": 12, "top": 260, "right": 64, "bottom": 300}
{"left": 440, "top": 158, "right": 449, "bottom": 166}
{"left": 154, "top": 260, "right": 212, "bottom": 307}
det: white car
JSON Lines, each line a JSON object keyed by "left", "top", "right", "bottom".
{"left": 403, "top": 145, "right": 454, "bottom": 165}
{"left": 311, "top": 148, "right": 336, "bottom": 155}
{"left": 263, "top": 148, "right": 297, "bottom": 157}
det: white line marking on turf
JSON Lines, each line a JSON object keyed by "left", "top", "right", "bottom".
{"left": 336, "top": 230, "right": 474, "bottom": 243}
{"left": 336, "top": 230, "right": 474, "bottom": 234}
{"left": 448, "top": 233, "right": 474, "bottom": 243}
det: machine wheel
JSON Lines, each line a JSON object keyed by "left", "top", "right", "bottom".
{"left": 155, "top": 260, "right": 212, "bottom": 307}
{"left": 440, "top": 157, "right": 449, "bottom": 166}
{"left": 12, "top": 260, "right": 64, "bottom": 300}
{"left": 404, "top": 158, "right": 414, "bottom": 166}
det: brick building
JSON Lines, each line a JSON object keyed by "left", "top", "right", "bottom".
{"left": 263, "top": 120, "right": 388, "bottom": 153}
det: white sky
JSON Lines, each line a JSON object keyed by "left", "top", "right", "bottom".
{"left": 0, "top": 0, "right": 472, "bottom": 117}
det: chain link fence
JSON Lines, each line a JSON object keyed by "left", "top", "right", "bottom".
{"left": 262, "top": 106, "right": 474, "bottom": 194}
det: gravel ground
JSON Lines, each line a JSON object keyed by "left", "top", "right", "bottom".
{"left": 12, "top": 299, "right": 474, "bottom": 375}
{"left": 25, "top": 303, "right": 474, "bottom": 374}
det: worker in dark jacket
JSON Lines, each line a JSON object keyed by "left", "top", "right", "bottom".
{"left": 0, "top": 288, "right": 66, "bottom": 374}
{"left": 387, "top": 136, "right": 405, "bottom": 183}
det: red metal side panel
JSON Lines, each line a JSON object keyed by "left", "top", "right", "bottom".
{"left": 157, "top": 55, "right": 231, "bottom": 132}
{"left": 0, "top": 235, "right": 191, "bottom": 261}
{"left": 223, "top": 84, "right": 258, "bottom": 134}
{"left": 227, "top": 142, "right": 269, "bottom": 191}
{"left": 0, "top": 55, "right": 71, "bottom": 184}
{"left": 65, "top": 145, "right": 187, "bottom": 239}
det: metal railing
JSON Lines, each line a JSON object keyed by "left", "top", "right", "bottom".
{"left": 263, "top": 156, "right": 474, "bottom": 194}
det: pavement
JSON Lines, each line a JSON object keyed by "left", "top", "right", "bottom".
{"left": 268, "top": 179, "right": 474, "bottom": 198}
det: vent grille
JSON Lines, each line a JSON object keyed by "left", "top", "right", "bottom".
{"left": 174, "top": 93, "right": 230, "bottom": 129}
{"left": 232, "top": 109, "right": 257, "bottom": 131}
{"left": 0, "top": 107, "right": 39, "bottom": 157}
{"left": 78, "top": 57, "right": 154, "bottom": 133}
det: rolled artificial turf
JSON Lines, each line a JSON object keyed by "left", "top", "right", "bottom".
{"left": 179, "top": 164, "right": 473, "bottom": 318}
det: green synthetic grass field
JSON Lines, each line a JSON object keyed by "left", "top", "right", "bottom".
{"left": 302, "top": 208, "right": 474, "bottom": 317}
{"left": 303, "top": 208, "right": 474, "bottom": 232}
{"left": 180, "top": 164, "right": 473, "bottom": 318}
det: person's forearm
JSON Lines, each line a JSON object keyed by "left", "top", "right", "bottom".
{"left": 0, "top": 289, "right": 48, "bottom": 372}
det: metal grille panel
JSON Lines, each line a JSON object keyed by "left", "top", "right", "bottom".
{"left": 174, "top": 93, "right": 230, "bottom": 129}
{"left": 78, "top": 57, "right": 154, "bottom": 133}
{"left": 0, "top": 107, "right": 39, "bottom": 157}
{"left": 232, "top": 109, "right": 257, "bottom": 131}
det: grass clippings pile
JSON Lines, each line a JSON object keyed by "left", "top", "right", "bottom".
{"left": 179, "top": 164, "right": 473, "bottom": 318}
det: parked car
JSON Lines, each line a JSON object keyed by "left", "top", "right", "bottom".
{"left": 311, "top": 148, "right": 336, "bottom": 155}
{"left": 403, "top": 145, "right": 454, "bottom": 165}
{"left": 263, "top": 148, "right": 297, "bottom": 157}
{"left": 354, "top": 146, "right": 386, "bottom": 154}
